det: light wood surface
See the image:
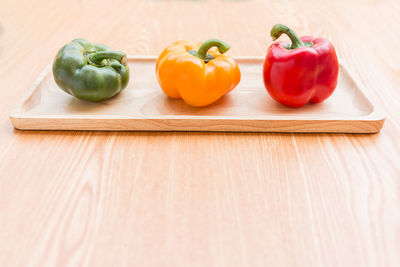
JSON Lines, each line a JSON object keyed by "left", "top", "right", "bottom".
{"left": 1, "top": 0, "right": 399, "bottom": 266}
{"left": 10, "top": 57, "right": 384, "bottom": 133}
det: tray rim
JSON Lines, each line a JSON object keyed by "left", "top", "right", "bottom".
{"left": 9, "top": 56, "right": 385, "bottom": 133}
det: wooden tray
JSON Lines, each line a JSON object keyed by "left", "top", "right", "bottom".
{"left": 10, "top": 56, "right": 385, "bottom": 133}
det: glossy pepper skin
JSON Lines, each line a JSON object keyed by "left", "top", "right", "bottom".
{"left": 156, "top": 39, "right": 241, "bottom": 107}
{"left": 53, "top": 39, "right": 129, "bottom": 102}
{"left": 263, "top": 24, "right": 339, "bottom": 108}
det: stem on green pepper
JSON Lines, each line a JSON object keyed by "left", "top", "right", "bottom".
{"left": 89, "top": 51, "right": 127, "bottom": 66}
{"left": 188, "top": 39, "right": 230, "bottom": 62}
{"left": 270, "top": 24, "right": 313, "bottom": 50}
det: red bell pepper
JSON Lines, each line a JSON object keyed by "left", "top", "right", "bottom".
{"left": 263, "top": 24, "right": 339, "bottom": 108}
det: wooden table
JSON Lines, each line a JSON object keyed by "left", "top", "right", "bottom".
{"left": 0, "top": 0, "right": 399, "bottom": 266}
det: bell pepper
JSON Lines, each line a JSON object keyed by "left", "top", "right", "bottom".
{"left": 53, "top": 39, "right": 129, "bottom": 102}
{"left": 263, "top": 24, "right": 339, "bottom": 108}
{"left": 156, "top": 39, "right": 241, "bottom": 107}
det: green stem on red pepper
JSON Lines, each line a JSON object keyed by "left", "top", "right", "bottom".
{"left": 189, "top": 39, "right": 230, "bottom": 63}
{"left": 270, "top": 24, "right": 313, "bottom": 50}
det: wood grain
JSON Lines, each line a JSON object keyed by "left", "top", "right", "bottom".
{"left": 0, "top": 0, "right": 399, "bottom": 266}
{"left": 10, "top": 57, "right": 384, "bottom": 133}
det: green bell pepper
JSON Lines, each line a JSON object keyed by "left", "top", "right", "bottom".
{"left": 52, "top": 39, "right": 129, "bottom": 102}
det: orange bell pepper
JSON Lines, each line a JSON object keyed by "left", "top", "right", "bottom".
{"left": 155, "top": 39, "right": 241, "bottom": 107}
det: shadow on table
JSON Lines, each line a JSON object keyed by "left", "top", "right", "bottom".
{"left": 12, "top": 128, "right": 382, "bottom": 139}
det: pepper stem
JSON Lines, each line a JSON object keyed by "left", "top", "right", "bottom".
{"left": 270, "top": 24, "right": 312, "bottom": 50}
{"left": 89, "top": 51, "right": 127, "bottom": 66}
{"left": 189, "top": 39, "right": 230, "bottom": 62}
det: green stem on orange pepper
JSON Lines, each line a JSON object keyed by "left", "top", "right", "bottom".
{"left": 189, "top": 39, "right": 230, "bottom": 62}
